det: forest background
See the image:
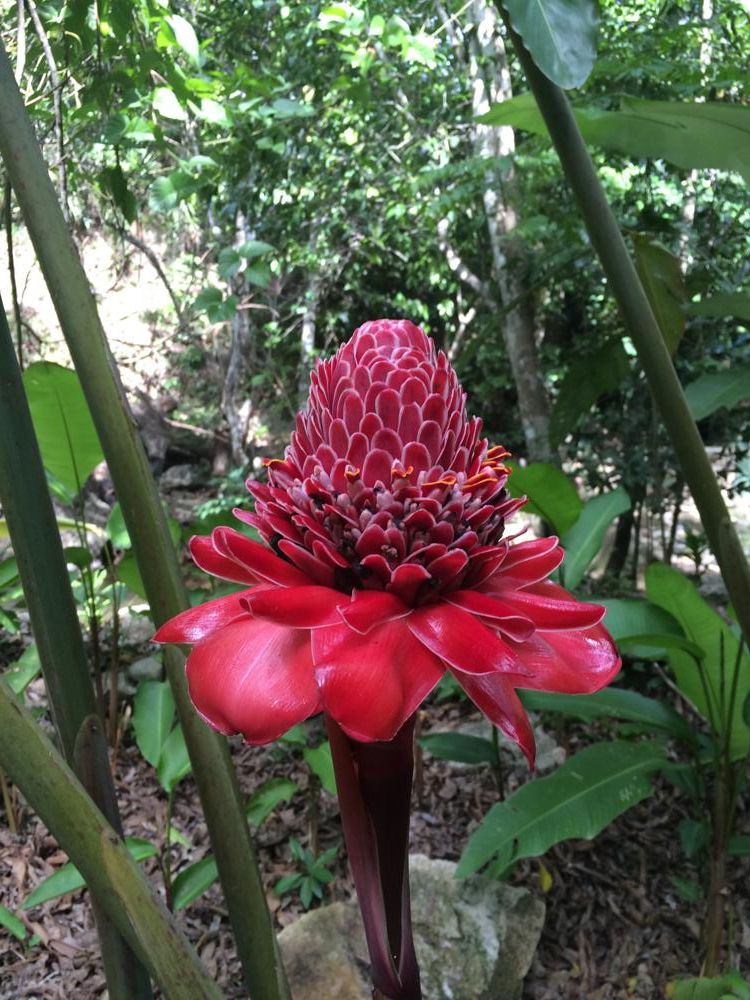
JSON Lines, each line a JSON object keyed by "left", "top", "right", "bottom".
{"left": 1, "top": 1, "right": 750, "bottom": 998}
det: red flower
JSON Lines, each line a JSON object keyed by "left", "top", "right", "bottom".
{"left": 155, "top": 318, "right": 619, "bottom": 765}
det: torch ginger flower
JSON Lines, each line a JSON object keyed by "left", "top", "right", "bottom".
{"left": 155, "top": 319, "right": 620, "bottom": 999}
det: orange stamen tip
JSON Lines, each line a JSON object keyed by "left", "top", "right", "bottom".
{"left": 391, "top": 464, "right": 414, "bottom": 479}
{"left": 263, "top": 457, "right": 284, "bottom": 468}
{"left": 487, "top": 445, "right": 511, "bottom": 460}
{"left": 423, "top": 474, "right": 457, "bottom": 489}
{"left": 345, "top": 467, "right": 361, "bottom": 481}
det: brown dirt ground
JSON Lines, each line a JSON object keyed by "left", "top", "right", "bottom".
{"left": 2, "top": 683, "right": 748, "bottom": 999}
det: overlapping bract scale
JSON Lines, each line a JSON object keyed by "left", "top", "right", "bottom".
{"left": 246, "top": 319, "right": 522, "bottom": 604}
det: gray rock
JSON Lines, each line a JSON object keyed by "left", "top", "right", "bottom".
{"left": 126, "top": 655, "right": 163, "bottom": 683}
{"left": 159, "top": 463, "right": 207, "bottom": 490}
{"left": 118, "top": 609, "right": 155, "bottom": 648}
{"left": 278, "top": 854, "right": 545, "bottom": 1000}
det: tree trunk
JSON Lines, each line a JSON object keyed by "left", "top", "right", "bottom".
{"left": 469, "top": 0, "right": 556, "bottom": 464}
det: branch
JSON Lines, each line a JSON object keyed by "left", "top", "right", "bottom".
{"left": 437, "top": 217, "right": 494, "bottom": 307}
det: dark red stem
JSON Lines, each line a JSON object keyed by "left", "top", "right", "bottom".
{"left": 326, "top": 715, "right": 421, "bottom": 1000}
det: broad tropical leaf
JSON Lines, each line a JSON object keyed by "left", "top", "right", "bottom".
{"left": 480, "top": 94, "right": 750, "bottom": 181}
{"left": 519, "top": 688, "right": 693, "bottom": 741}
{"left": 23, "top": 839, "right": 157, "bottom": 909}
{"left": 132, "top": 680, "right": 175, "bottom": 768}
{"left": 419, "top": 732, "right": 498, "bottom": 766}
{"left": 633, "top": 234, "right": 687, "bottom": 356}
{"left": 506, "top": 462, "right": 582, "bottom": 534}
{"left": 457, "top": 741, "right": 666, "bottom": 877}
{"left": 683, "top": 366, "right": 750, "bottom": 421}
{"left": 560, "top": 487, "right": 631, "bottom": 589}
{"left": 549, "top": 340, "right": 630, "bottom": 447}
{"left": 22, "top": 362, "right": 104, "bottom": 496}
{"left": 646, "top": 563, "right": 750, "bottom": 759}
{"left": 501, "top": 0, "right": 599, "bottom": 90}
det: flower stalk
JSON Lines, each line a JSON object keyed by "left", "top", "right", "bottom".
{"left": 327, "top": 715, "right": 421, "bottom": 1000}
{"left": 0, "top": 39, "right": 288, "bottom": 1000}
{"left": 499, "top": 7, "right": 750, "bottom": 651}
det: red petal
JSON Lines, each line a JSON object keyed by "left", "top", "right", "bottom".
{"left": 490, "top": 537, "right": 564, "bottom": 588}
{"left": 153, "top": 591, "right": 252, "bottom": 644}
{"left": 190, "top": 535, "right": 259, "bottom": 586}
{"left": 388, "top": 563, "right": 431, "bottom": 604}
{"left": 339, "top": 591, "right": 410, "bottom": 635}
{"left": 242, "top": 586, "right": 345, "bottom": 628}
{"left": 499, "top": 581, "right": 605, "bottom": 631}
{"left": 408, "top": 603, "right": 529, "bottom": 676}
{"left": 312, "top": 619, "right": 444, "bottom": 742}
{"left": 445, "top": 590, "right": 535, "bottom": 642}
{"left": 186, "top": 618, "right": 321, "bottom": 743}
{"left": 513, "top": 623, "right": 621, "bottom": 694}
{"left": 214, "top": 528, "right": 310, "bottom": 587}
{"left": 454, "top": 671, "right": 536, "bottom": 767}
{"left": 277, "top": 539, "right": 336, "bottom": 587}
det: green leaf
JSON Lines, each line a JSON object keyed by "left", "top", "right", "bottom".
{"left": 217, "top": 247, "right": 242, "bottom": 280}
{"left": 246, "top": 777, "right": 298, "bottom": 826}
{"left": 633, "top": 234, "right": 687, "bottom": 356}
{"left": 679, "top": 818, "right": 709, "bottom": 858}
{"left": 22, "top": 362, "right": 104, "bottom": 496}
{"left": 457, "top": 740, "right": 665, "bottom": 877}
{"left": 597, "top": 597, "right": 703, "bottom": 659}
{"left": 157, "top": 725, "right": 192, "bottom": 793}
{"left": 481, "top": 94, "right": 750, "bottom": 181}
{"left": 518, "top": 687, "right": 693, "bottom": 741}
{"left": 0, "top": 555, "right": 19, "bottom": 589}
{"left": 560, "top": 487, "right": 631, "bottom": 589}
{"left": 683, "top": 367, "right": 750, "bottom": 421}
{"left": 99, "top": 164, "right": 137, "bottom": 223}
{"left": 115, "top": 552, "right": 147, "bottom": 599}
{"left": 132, "top": 681, "right": 174, "bottom": 768}
{"left": 23, "top": 838, "right": 157, "bottom": 909}
{"left": 173, "top": 856, "right": 218, "bottom": 911}
{"left": 728, "top": 834, "right": 750, "bottom": 857}
{"left": 419, "top": 732, "right": 498, "bottom": 765}
{"left": 239, "top": 240, "right": 274, "bottom": 260}
{"left": 646, "top": 563, "right": 750, "bottom": 759}
{"left": 506, "top": 462, "right": 582, "bottom": 534}
{"left": 0, "top": 903, "right": 27, "bottom": 941}
{"left": 303, "top": 742, "right": 336, "bottom": 795}
{"left": 271, "top": 98, "right": 315, "bottom": 119}
{"left": 501, "top": 0, "right": 599, "bottom": 89}
{"left": 148, "top": 171, "right": 201, "bottom": 213}
{"left": 246, "top": 263, "right": 272, "bottom": 289}
{"left": 550, "top": 339, "right": 630, "bottom": 447}
{"left": 108, "top": 502, "right": 180, "bottom": 550}
{"left": 167, "top": 14, "right": 201, "bottom": 66}
{"left": 152, "top": 87, "right": 187, "bottom": 122}
{"left": 671, "top": 876, "right": 704, "bottom": 903}
{"left": 3, "top": 644, "right": 42, "bottom": 696}
{"left": 686, "top": 293, "right": 750, "bottom": 322}
{"left": 196, "top": 99, "right": 230, "bottom": 126}
{"left": 672, "top": 972, "right": 750, "bottom": 1000}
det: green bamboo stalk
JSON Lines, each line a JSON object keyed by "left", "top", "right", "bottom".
{"left": 0, "top": 681, "right": 222, "bottom": 1000}
{"left": 0, "top": 293, "right": 152, "bottom": 999}
{"left": 501, "top": 11, "right": 750, "bottom": 649}
{"left": 0, "top": 39, "right": 288, "bottom": 1000}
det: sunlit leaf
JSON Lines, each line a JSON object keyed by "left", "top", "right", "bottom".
{"left": 560, "top": 487, "right": 631, "bottom": 588}
{"left": 22, "top": 362, "right": 104, "bottom": 496}
{"left": 683, "top": 367, "right": 750, "bottom": 421}
{"left": 506, "top": 462, "right": 582, "bottom": 534}
{"left": 634, "top": 234, "right": 687, "bottom": 356}
{"left": 501, "top": 0, "right": 599, "bottom": 89}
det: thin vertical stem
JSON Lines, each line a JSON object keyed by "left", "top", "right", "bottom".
{"left": 0, "top": 40, "right": 288, "bottom": 998}
{"left": 0, "top": 683, "right": 221, "bottom": 999}
{"left": 500, "top": 9, "right": 750, "bottom": 651}
{"left": 0, "top": 293, "right": 152, "bottom": 999}
{"left": 3, "top": 178, "right": 23, "bottom": 366}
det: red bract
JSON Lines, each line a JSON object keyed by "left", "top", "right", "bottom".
{"left": 155, "top": 318, "right": 620, "bottom": 766}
